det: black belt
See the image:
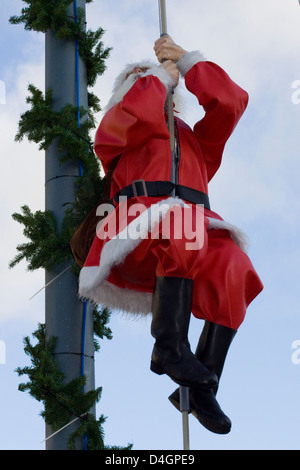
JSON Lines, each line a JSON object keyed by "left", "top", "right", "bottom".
{"left": 111, "top": 180, "right": 211, "bottom": 210}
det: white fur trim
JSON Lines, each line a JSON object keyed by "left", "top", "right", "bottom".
{"left": 104, "top": 61, "right": 172, "bottom": 114}
{"left": 143, "top": 66, "right": 176, "bottom": 94}
{"left": 79, "top": 275, "right": 153, "bottom": 316}
{"left": 112, "top": 60, "right": 157, "bottom": 93}
{"left": 78, "top": 197, "right": 187, "bottom": 306}
{"left": 104, "top": 61, "right": 156, "bottom": 114}
{"left": 207, "top": 217, "right": 249, "bottom": 253}
{"left": 176, "top": 50, "right": 206, "bottom": 77}
{"left": 78, "top": 197, "right": 249, "bottom": 315}
{"left": 103, "top": 73, "right": 135, "bottom": 114}
{"left": 103, "top": 62, "right": 181, "bottom": 114}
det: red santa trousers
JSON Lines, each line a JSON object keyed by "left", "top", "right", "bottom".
{"left": 79, "top": 196, "right": 263, "bottom": 330}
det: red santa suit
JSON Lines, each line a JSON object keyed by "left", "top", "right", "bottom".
{"left": 78, "top": 51, "right": 263, "bottom": 330}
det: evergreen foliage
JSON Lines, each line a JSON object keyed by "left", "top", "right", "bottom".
{"left": 9, "top": 0, "right": 126, "bottom": 450}
{"left": 16, "top": 324, "right": 131, "bottom": 450}
{"left": 8, "top": 83, "right": 104, "bottom": 271}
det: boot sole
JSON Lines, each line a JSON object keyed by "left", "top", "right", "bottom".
{"left": 191, "top": 410, "right": 231, "bottom": 434}
{"left": 150, "top": 361, "right": 165, "bottom": 375}
{"left": 151, "top": 360, "right": 196, "bottom": 386}
{"left": 150, "top": 361, "right": 213, "bottom": 389}
{"left": 168, "top": 393, "right": 231, "bottom": 435}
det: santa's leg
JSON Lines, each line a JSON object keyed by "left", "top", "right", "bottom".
{"left": 167, "top": 229, "right": 263, "bottom": 434}
{"left": 150, "top": 276, "right": 218, "bottom": 389}
{"left": 194, "top": 321, "right": 237, "bottom": 395}
{"left": 169, "top": 321, "right": 236, "bottom": 434}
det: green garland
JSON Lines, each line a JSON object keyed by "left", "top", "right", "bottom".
{"left": 9, "top": 0, "right": 108, "bottom": 88}
{"left": 17, "top": 324, "right": 106, "bottom": 450}
{"left": 17, "top": 323, "right": 131, "bottom": 450}
{"left": 9, "top": 84, "right": 103, "bottom": 272}
{"left": 9, "top": 0, "right": 130, "bottom": 450}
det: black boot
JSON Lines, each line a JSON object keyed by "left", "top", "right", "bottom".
{"left": 194, "top": 321, "right": 237, "bottom": 394}
{"left": 150, "top": 277, "right": 218, "bottom": 390}
{"left": 168, "top": 321, "right": 237, "bottom": 434}
{"left": 169, "top": 386, "right": 232, "bottom": 434}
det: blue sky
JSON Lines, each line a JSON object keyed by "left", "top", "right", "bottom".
{"left": 1, "top": 0, "right": 300, "bottom": 450}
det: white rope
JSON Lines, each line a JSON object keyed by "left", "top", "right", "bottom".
{"left": 40, "top": 413, "right": 88, "bottom": 444}
{"left": 29, "top": 265, "right": 71, "bottom": 300}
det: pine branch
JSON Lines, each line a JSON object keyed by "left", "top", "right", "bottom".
{"left": 9, "top": 1, "right": 112, "bottom": 88}
{"left": 9, "top": 205, "right": 71, "bottom": 270}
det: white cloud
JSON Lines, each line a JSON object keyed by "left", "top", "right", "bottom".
{"left": 0, "top": 56, "right": 45, "bottom": 326}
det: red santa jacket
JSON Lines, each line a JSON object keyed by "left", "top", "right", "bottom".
{"left": 94, "top": 55, "right": 249, "bottom": 203}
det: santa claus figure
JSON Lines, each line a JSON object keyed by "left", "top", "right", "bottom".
{"left": 78, "top": 36, "right": 263, "bottom": 434}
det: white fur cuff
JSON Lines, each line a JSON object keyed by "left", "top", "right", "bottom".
{"left": 176, "top": 50, "right": 206, "bottom": 77}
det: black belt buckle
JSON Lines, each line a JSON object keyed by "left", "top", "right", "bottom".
{"left": 131, "top": 180, "right": 148, "bottom": 197}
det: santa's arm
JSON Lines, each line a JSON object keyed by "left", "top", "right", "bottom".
{"left": 177, "top": 51, "right": 249, "bottom": 181}
{"left": 94, "top": 68, "right": 173, "bottom": 173}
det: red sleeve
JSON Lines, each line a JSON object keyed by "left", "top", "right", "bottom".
{"left": 94, "top": 75, "right": 171, "bottom": 173}
{"left": 185, "top": 61, "right": 249, "bottom": 181}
